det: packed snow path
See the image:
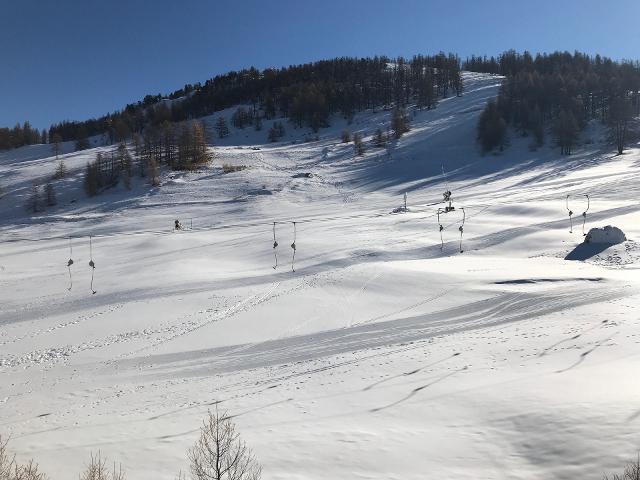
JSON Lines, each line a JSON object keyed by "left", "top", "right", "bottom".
{"left": 1, "top": 73, "right": 639, "bottom": 480}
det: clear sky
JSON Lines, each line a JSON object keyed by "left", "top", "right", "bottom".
{"left": 2, "top": 0, "right": 639, "bottom": 130}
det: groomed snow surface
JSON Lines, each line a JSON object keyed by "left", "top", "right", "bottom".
{"left": 1, "top": 73, "right": 639, "bottom": 480}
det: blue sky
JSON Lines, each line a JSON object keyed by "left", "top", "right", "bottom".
{"left": 1, "top": 0, "right": 639, "bottom": 130}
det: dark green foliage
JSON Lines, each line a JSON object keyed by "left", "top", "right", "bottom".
{"left": 530, "top": 104, "right": 545, "bottom": 146}
{"left": 26, "top": 183, "right": 41, "bottom": 213}
{"left": 267, "top": 122, "right": 285, "bottom": 142}
{"left": 231, "top": 107, "right": 253, "bottom": 129}
{"left": 391, "top": 108, "right": 410, "bottom": 139}
{"left": 609, "top": 96, "right": 633, "bottom": 154}
{"left": 83, "top": 145, "right": 138, "bottom": 196}
{"left": 45, "top": 183, "right": 56, "bottom": 206}
{"left": 75, "top": 136, "right": 90, "bottom": 151}
{"left": 353, "top": 132, "right": 365, "bottom": 156}
{"left": 176, "top": 121, "right": 210, "bottom": 170}
{"left": 477, "top": 101, "right": 507, "bottom": 152}
{"left": 372, "top": 128, "right": 387, "bottom": 148}
{"left": 553, "top": 110, "right": 579, "bottom": 155}
{"left": 43, "top": 54, "right": 462, "bottom": 145}
{"left": 53, "top": 160, "right": 66, "bottom": 180}
{"left": 0, "top": 122, "right": 41, "bottom": 151}
{"left": 468, "top": 50, "right": 640, "bottom": 154}
{"left": 51, "top": 134, "right": 62, "bottom": 158}
{"left": 215, "top": 117, "right": 230, "bottom": 138}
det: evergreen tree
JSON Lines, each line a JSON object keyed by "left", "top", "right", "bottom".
{"left": 372, "top": 128, "right": 387, "bottom": 148}
{"left": 341, "top": 130, "right": 351, "bottom": 143}
{"left": 353, "top": 132, "right": 365, "bottom": 156}
{"left": 477, "top": 100, "right": 507, "bottom": 152}
{"left": 530, "top": 104, "right": 545, "bottom": 146}
{"left": 75, "top": 129, "right": 90, "bottom": 151}
{"left": 215, "top": 117, "right": 230, "bottom": 138}
{"left": 148, "top": 154, "right": 160, "bottom": 186}
{"left": 609, "top": 96, "right": 632, "bottom": 154}
{"left": 191, "top": 121, "right": 210, "bottom": 166}
{"left": 51, "top": 134, "right": 62, "bottom": 159}
{"left": 84, "top": 161, "right": 99, "bottom": 196}
{"left": 26, "top": 183, "right": 41, "bottom": 213}
{"left": 117, "top": 142, "right": 133, "bottom": 189}
{"left": 45, "top": 183, "right": 57, "bottom": 206}
{"left": 53, "top": 159, "right": 66, "bottom": 179}
{"left": 553, "top": 109, "right": 579, "bottom": 155}
{"left": 267, "top": 126, "right": 279, "bottom": 142}
{"left": 391, "top": 108, "right": 410, "bottom": 139}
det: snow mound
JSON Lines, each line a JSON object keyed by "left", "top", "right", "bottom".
{"left": 584, "top": 226, "right": 627, "bottom": 244}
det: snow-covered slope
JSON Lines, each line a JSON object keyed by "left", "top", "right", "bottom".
{"left": 1, "top": 72, "right": 639, "bottom": 480}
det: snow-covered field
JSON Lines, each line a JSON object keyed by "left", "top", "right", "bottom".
{"left": 1, "top": 72, "right": 639, "bottom": 479}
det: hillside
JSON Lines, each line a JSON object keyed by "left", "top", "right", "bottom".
{"left": 1, "top": 72, "right": 639, "bottom": 480}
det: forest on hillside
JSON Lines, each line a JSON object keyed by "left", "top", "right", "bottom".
{"left": 471, "top": 50, "right": 640, "bottom": 154}
{"left": 0, "top": 54, "right": 461, "bottom": 151}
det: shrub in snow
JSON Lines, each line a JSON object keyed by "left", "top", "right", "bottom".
{"left": 585, "top": 226, "right": 626, "bottom": 244}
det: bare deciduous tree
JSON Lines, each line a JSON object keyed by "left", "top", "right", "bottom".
{"left": 0, "top": 436, "right": 47, "bottom": 480}
{"left": 79, "top": 452, "right": 125, "bottom": 480}
{"left": 604, "top": 455, "right": 640, "bottom": 480}
{"left": 188, "top": 410, "right": 261, "bottom": 480}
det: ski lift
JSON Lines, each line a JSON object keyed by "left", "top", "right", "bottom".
{"left": 66, "top": 237, "right": 74, "bottom": 291}
{"left": 290, "top": 222, "right": 297, "bottom": 272}
{"left": 566, "top": 194, "right": 590, "bottom": 234}
{"left": 272, "top": 222, "right": 279, "bottom": 269}
{"left": 437, "top": 205, "right": 465, "bottom": 253}
{"left": 89, "top": 235, "right": 97, "bottom": 294}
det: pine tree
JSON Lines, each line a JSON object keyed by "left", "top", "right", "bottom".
{"left": 26, "top": 183, "right": 41, "bottom": 212}
{"left": 267, "top": 127, "right": 279, "bottom": 142}
{"left": 531, "top": 104, "right": 544, "bottom": 146}
{"left": 267, "top": 122, "right": 285, "bottom": 142}
{"left": 353, "top": 132, "right": 365, "bottom": 156}
{"left": 84, "top": 161, "right": 99, "bottom": 196}
{"left": 191, "top": 121, "right": 210, "bottom": 166}
{"left": 45, "top": 183, "right": 57, "bottom": 206}
{"left": 477, "top": 101, "right": 507, "bottom": 152}
{"left": 53, "top": 159, "right": 66, "bottom": 179}
{"left": 148, "top": 154, "right": 160, "bottom": 186}
{"left": 553, "top": 109, "right": 579, "bottom": 155}
{"left": 391, "top": 108, "right": 410, "bottom": 139}
{"left": 610, "top": 96, "right": 632, "bottom": 154}
{"left": 51, "top": 134, "right": 62, "bottom": 159}
{"left": 117, "top": 142, "right": 133, "bottom": 189}
{"left": 75, "top": 131, "right": 90, "bottom": 151}
{"left": 372, "top": 128, "right": 387, "bottom": 148}
{"left": 216, "top": 117, "right": 230, "bottom": 138}
{"left": 341, "top": 130, "right": 351, "bottom": 143}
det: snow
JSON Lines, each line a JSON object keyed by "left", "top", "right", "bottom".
{"left": 585, "top": 225, "right": 627, "bottom": 244}
{"left": 1, "top": 72, "right": 640, "bottom": 480}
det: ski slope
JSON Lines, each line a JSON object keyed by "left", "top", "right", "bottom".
{"left": 1, "top": 72, "right": 639, "bottom": 480}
